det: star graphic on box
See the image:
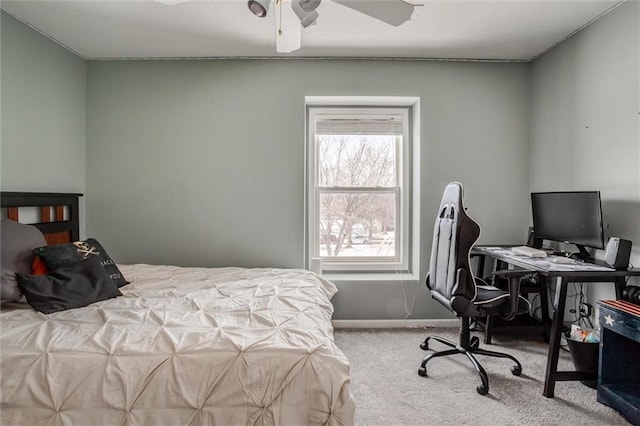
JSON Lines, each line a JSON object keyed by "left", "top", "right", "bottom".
{"left": 604, "top": 314, "right": 615, "bottom": 326}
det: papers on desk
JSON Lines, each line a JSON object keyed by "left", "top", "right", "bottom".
{"left": 537, "top": 260, "right": 614, "bottom": 271}
{"left": 485, "top": 247, "right": 615, "bottom": 271}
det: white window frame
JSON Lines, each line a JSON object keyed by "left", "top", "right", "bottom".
{"left": 305, "top": 96, "right": 420, "bottom": 277}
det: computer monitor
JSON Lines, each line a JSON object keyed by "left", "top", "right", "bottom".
{"left": 531, "top": 191, "right": 605, "bottom": 261}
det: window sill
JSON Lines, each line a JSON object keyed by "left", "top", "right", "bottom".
{"left": 321, "top": 272, "right": 419, "bottom": 282}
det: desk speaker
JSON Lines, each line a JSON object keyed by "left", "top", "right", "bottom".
{"left": 527, "top": 227, "right": 543, "bottom": 249}
{"left": 604, "top": 237, "right": 632, "bottom": 270}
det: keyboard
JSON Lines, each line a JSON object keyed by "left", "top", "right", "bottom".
{"left": 512, "top": 245, "right": 547, "bottom": 258}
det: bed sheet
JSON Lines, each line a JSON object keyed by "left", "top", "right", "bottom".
{"left": 0, "top": 264, "right": 355, "bottom": 425}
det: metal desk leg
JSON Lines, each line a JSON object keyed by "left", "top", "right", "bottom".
{"left": 543, "top": 277, "right": 568, "bottom": 398}
{"left": 539, "top": 276, "right": 550, "bottom": 343}
{"left": 614, "top": 276, "right": 626, "bottom": 299}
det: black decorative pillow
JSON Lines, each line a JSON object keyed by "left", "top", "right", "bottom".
{"left": 16, "top": 256, "right": 122, "bottom": 314}
{"left": 33, "top": 238, "right": 128, "bottom": 288}
{"left": 1, "top": 220, "right": 47, "bottom": 304}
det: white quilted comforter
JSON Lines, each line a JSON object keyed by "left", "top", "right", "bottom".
{"left": 0, "top": 265, "right": 355, "bottom": 425}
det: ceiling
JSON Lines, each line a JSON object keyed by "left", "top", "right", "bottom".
{"left": 1, "top": 0, "right": 622, "bottom": 61}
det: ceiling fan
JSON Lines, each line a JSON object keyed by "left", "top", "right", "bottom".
{"left": 158, "top": 0, "right": 416, "bottom": 54}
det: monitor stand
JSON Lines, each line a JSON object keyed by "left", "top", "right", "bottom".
{"left": 569, "top": 245, "right": 595, "bottom": 263}
{"left": 569, "top": 244, "right": 609, "bottom": 267}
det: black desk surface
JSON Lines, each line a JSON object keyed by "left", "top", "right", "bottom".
{"left": 473, "top": 246, "right": 640, "bottom": 279}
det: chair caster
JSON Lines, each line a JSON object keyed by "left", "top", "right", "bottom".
{"left": 476, "top": 385, "right": 489, "bottom": 395}
{"left": 418, "top": 367, "right": 427, "bottom": 377}
{"left": 470, "top": 336, "right": 480, "bottom": 349}
{"left": 511, "top": 365, "right": 522, "bottom": 376}
{"left": 420, "top": 339, "right": 429, "bottom": 350}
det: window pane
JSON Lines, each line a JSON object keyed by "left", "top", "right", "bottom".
{"left": 318, "top": 192, "right": 397, "bottom": 258}
{"left": 318, "top": 135, "right": 397, "bottom": 187}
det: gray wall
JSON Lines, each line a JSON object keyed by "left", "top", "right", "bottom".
{"left": 530, "top": 1, "right": 640, "bottom": 310}
{"left": 1, "top": 11, "right": 87, "bottom": 232}
{"left": 87, "top": 59, "right": 531, "bottom": 319}
{"left": 2, "top": 4, "right": 636, "bottom": 321}
{"left": 8, "top": 2, "right": 637, "bottom": 320}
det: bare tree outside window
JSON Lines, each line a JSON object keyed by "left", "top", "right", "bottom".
{"left": 317, "top": 134, "right": 399, "bottom": 258}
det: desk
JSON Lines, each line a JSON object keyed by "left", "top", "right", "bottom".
{"left": 473, "top": 246, "right": 640, "bottom": 398}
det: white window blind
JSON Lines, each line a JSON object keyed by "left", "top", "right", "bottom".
{"left": 315, "top": 115, "right": 405, "bottom": 135}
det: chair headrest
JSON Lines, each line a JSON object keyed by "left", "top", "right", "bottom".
{"left": 440, "top": 182, "right": 464, "bottom": 212}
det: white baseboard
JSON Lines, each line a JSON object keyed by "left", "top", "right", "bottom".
{"left": 332, "top": 319, "right": 459, "bottom": 329}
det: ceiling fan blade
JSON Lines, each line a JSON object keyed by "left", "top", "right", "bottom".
{"left": 276, "top": 1, "right": 302, "bottom": 53}
{"left": 333, "top": 0, "right": 414, "bottom": 26}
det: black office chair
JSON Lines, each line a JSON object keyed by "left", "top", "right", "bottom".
{"left": 418, "top": 182, "right": 531, "bottom": 395}
{"left": 480, "top": 264, "right": 549, "bottom": 345}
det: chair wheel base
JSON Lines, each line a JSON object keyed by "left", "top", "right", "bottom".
{"left": 511, "top": 365, "right": 522, "bottom": 376}
{"left": 477, "top": 385, "right": 489, "bottom": 395}
{"left": 418, "top": 367, "right": 427, "bottom": 377}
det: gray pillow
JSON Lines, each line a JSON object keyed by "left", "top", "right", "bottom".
{"left": 1, "top": 269, "right": 22, "bottom": 302}
{"left": 1, "top": 220, "right": 47, "bottom": 304}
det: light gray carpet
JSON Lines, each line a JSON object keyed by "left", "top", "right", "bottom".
{"left": 334, "top": 328, "right": 629, "bottom": 426}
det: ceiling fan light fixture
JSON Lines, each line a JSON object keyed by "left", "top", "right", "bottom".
{"left": 303, "top": 12, "right": 319, "bottom": 28}
{"left": 248, "top": 0, "right": 271, "bottom": 17}
{"left": 297, "top": 0, "right": 321, "bottom": 12}
{"left": 292, "top": 0, "right": 321, "bottom": 28}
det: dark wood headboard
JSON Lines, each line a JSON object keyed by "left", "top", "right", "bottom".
{"left": 1, "top": 192, "right": 83, "bottom": 245}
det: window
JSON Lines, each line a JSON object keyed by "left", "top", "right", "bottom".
{"left": 305, "top": 97, "right": 420, "bottom": 275}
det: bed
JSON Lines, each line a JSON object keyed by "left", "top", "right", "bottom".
{"left": 0, "top": 192, "right": 355, "bottom": 425}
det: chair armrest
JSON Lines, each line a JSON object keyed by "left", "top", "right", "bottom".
{"left": 492, "top": 269, "right": 536, "bottom": 320}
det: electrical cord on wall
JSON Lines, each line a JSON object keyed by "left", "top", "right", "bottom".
{"left": 571, "top": 282, "right": 593, "bottom": 329}
{"left": 398, "top": 265, "right": 420, "bottom": 320}
{"left": 401, "top": 279, "right": 419, "bottom": 319}
{"left": 571, "top": 283, "right": 582, "bottom": 323}
{"left": 530, "top": 293, "right": 541, "bottom": 320}
{"left": 547, "top": 282, "right": 583, "bottom": 322}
